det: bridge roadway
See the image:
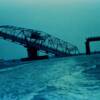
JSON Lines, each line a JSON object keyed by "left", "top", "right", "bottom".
{"left": 0, "top": 25, "right": 79, "bottom": 60}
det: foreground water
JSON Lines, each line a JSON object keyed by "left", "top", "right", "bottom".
{"left": 0, "top": 54, "right": 100, "bottom": 100}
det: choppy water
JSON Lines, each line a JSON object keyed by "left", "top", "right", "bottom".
{"left": 0, "top": 54, "right": 100, "bottom": 100}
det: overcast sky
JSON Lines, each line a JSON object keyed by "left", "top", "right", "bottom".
{"left": 0, "top": 0, "right": 100, "bottom": 59}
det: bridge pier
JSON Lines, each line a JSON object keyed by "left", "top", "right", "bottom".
{"left": 27, "top": 47, "right": 48, "bottom": 60}
{"left": 85, "top": 37, "right": 100, "bottom": 55}
{"left": 27, "top": 48, "right": 38, "bottom": 59}
{"left": 85, "top": 41, "right": 90, "bottom": 55}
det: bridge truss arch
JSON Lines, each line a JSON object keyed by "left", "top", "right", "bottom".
{"left": 0, "top": 25, "right": 79, "bottom": 59}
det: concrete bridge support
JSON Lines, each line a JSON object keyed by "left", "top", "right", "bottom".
{"left": 27, "top": 48, "right": 48, "bottom": 60}
{"left": 86, "top": 37, "right": 100, "bottom": 55}
{"left": 27, "top": 48, "right": 38, "bottom": 59}
{"left": 86, "top": 41, "right": 90, "bottom": 55}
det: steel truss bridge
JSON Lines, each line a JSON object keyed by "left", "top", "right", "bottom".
{"left": 0, "top": 25, "right": 79, "bottom": 60}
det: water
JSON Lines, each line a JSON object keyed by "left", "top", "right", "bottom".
{"left": 0, "top": 54, "right": 100, "bottom": 100}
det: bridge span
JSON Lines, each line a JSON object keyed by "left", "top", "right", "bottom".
{"left": 0, "top": 25, "right": 79, "bottom": 60}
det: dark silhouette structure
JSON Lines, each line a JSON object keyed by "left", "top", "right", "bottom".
{"left": 0, "top": 25, "right": 79, "bottom": 60}
{"left": 86, "top": 37, "right": 100, "bottom": 55}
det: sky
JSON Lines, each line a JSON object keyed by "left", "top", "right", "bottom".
{"left": 0, "top": 0, "right": 100, "bottom": 59}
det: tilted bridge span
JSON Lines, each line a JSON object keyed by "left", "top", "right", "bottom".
{"left": 0, "top": 25, "right": 79, "bottom": 60}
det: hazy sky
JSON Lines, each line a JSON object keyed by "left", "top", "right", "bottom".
{"left": 0, "top": 0, "right": 100, "bottom": 59}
